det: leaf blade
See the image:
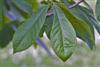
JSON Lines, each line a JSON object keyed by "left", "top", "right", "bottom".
{"left": 58, "top": 3, "right": 95, "bottom": 49}
{"left": 13, "top": 5, "right": 48, "bottom": 53}
{"left": 51, "top": 5, "right": 76, "bottom": 61}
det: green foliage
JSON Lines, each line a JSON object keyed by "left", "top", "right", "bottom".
{"left": 12, "top": 0, "right": 32, "bottom": 14}
{"left": 96, "top": 0, "right": 100, "bottom": 22}
{"left": 0, "top": 0, "right": 5, "bottom": 31}
{"left": 0, "top": 24, "right": 14, "bottom": 48}
{"left": 0, "top": 0, "right": 100, "bottom": 62}
{"left": 58, "top": 3, "right": 95, "bottom": 50}
{"left": 50, "top": 5, "right": 76, "bottom": 61}
{"left": 13, "top": 5, "right": 48, "bottom": 53}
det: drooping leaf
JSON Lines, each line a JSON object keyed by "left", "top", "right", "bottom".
{"left": 63, "top": 0, "right": 100, "bottom": 34}
{"left": 75, "top": 6, "right": 100, "bottom": 34}
{"left": 13, "top": 5, "right": 48, "bottom": 53}
{"left": 51, "top": 5, "right": 76, "bottom": 61}
{"left": 58, "top": 3, "right": 95, "bottom": 49}
{"left": 67, "top": 6, "right": 95, "bottom": 43}
{"left": 96, "top": 0, "right": 100, "bottom": 22}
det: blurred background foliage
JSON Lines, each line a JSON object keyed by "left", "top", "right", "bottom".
{"left": 0, "top": 0, "right": 100, "bottom": 67}
{"left": 0, "top": 37, "right": 100, "bottom": 67}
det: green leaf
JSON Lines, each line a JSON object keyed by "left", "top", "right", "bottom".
{"left": 51, "top": 5, "right": 76, "bottom": 61}
{"left": 39, "top": 15, "right": 53, "bottom": 38}
{"left": 68, "top": 6, "right": 96, "bottom": 45}
{"left": 13, "top": 5, "right": 48, "bottom": 53}
{"left": 0, "top": 24, "right": 14, "bottom": 48}
{"left": 0, "top": 0, "right": 5, "bottom": 31}
{"left": 58, "top": 3, "right": 95, "bottom": 49}
{"left": 75, "top": 6, "right": 100, "bottom": 34}
{"left": 9, "top": 5, "right": 25, "bottom": 21}
{"left": 12, "top": 0, "right": 32, "bottom": 14}
{"left": 11, "top": 0, "right": 32, "bottom": 18}
{"left": 96, "top": 0, "right": 100, "bottom": 22}
{"left": 45, "top": 15, "right": 53, "bottom": 39}
{"left": 3, "top": 0, "right": 25, "bottom": 21}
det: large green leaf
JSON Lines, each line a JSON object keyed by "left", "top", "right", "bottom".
{"left": 58, "top": 3, "right": 95, "bottom": 49}
{"left": 51, "top": 5, "right": 76, "bottom": 61}
{"left": 13, "top": 5, "right": 48, "bottom": 53}
{"left": 96, "top": 0, "right": 100, "bottom": 22}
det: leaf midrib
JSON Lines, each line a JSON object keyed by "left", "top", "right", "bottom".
{"left": 54, "top": 6, "right": 67, "bottom": 54}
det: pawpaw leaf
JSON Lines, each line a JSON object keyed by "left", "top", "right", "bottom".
{"left": 13, "top": 5, "right": 48, "bottom": 53}
{"left": 58, "top": 3, "right": 95, "bottom": 49}
{"left": 51, "top": 5, "right": 76, "bottom": 61}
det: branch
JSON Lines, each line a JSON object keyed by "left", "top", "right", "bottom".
{"left": 68, "top": 0, "right": 84, "bottom": 9}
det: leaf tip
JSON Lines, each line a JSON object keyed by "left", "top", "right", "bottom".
{"left": 56, "top": 52, "right": 73, "bottom": 62}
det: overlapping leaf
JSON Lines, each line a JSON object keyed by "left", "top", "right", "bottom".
{"left": 74, "top": 6, "right": 100, "bottom": 34}
{"left": 4, "top": 0, "right": 25, "bottom": 21}
{"left": 58, "top": 3, "right": 95, "bottom": 49}
{"left": 0, "top": 24, "right": 14, "bottom": 48}
{"left": 0, "top": 21, "right": 19, "bottom": 48}
{"left": 12, "top": 0, "right": 32, "bottom": 14}
{"left": 96, "top": 0, "right": 100, "bottom": 22}
{"left": 51, "top": 5, "right": 76, "bottom": 61}
{"left": 39, "top": 15, "right": 53, "bottom": 38}
{"left": 13, "top": 5, "right": 48, "bottom": 53}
